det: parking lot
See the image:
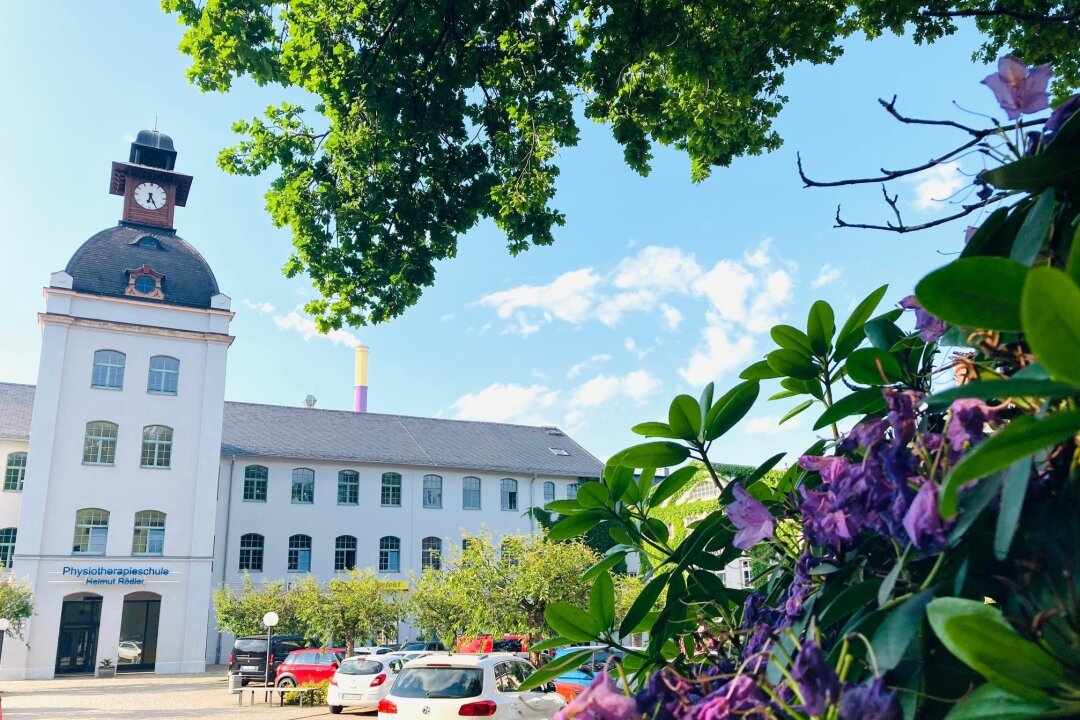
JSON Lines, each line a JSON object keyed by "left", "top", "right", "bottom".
{"left": 0, "top": 667, "right": 375, "bottom": 719}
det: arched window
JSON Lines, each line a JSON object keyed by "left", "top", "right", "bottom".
{"left": 73, "top": 508, "right": 109, "bottom": 554}
{"left": 462, "top": 476, "right": 481, "bottom": 510}
{"left": 4, "top": 452, "right": 26, "bottom": 491}
{"left": 421, "top": 537, "right": 442, "bottom": 571}
{"left": 288, "top": 534, "right": 312, "bottom": 572}
{"left": 243, "top": 465, "right": 268, "bottom": 502}
{"left": 0, "top": 528, "right": 16, "bottom": 568}
{"left": 140, "top": 425, "right": 173, "bottom": 468}
{"left": 83, "top": 421, "right": 118, "bottom": 465}
{"left": 335, "top": 535, "right": 357, "bottom": 571}
{"left": 500, "top": 479, "right": 518, "bottom": 511}
{"left": 132, "top": 510, "right": 165, "bottom": 555}
{"left": 91, "top": 350, "right": 126, "bottom": 389}
{"left": 543, "top": 481, "right": 555, "bottom": 504}
{"left": 423, "top": 474, "right": 442, "bottom": 508}
{"left": 338, "top": 470, "right": 359, "bottom": 505}
{"left": 379, "top": 536, "right": 400, "bottom": 572}
{"left": 381, "top": 472, "right": 402, "bottom": 507}
{"left": 566, "top": 483, "right": 579, "bottom": 500}
{"left": 291, "top": 468, "right": 315, "bottom": 504}
{"left": 239, "top": 533, "right": 264, "bottom": 571}
{"left": 147, "top": 356, "right": 180, "bottom": 395}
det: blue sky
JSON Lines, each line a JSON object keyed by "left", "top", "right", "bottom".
{"left": 0, "top": 5, "right": 1006, "bottom": 465}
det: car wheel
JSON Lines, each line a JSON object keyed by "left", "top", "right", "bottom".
{"left": 240, "top": 678, "right": 250, "bottom": 687}
{"left": 329, "top": 705, "right": 343, "bottom": 714}
{"left": 276, "top": 677, "right": 297, "bottom": 688}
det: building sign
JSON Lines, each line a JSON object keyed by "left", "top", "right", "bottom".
{"left": 50, "top": 566, "right": 177, "bottom": 586}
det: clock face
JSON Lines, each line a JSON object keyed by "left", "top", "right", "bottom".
{"left": 133, "top": 182, "right": 167, "bottom": 210}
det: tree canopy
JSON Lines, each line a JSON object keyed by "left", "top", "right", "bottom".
{"left": 163, "top": 0, "right": 1079, "bottom": 328}
{"left": 291, "top": 570, "right": 406, "bottom": 656}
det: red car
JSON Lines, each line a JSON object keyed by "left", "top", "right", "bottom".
{"left": 274, "top": 648, "right": 346, "bottom": 687}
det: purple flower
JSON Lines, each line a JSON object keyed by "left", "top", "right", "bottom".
{"left": 1045, "top": 93, "right": 1080, "bottom": 142}
{"left": 791, "top": 640, "right": 840, "bottom": 717}
{"left": 839, "top": 678, "right": 902, "bottom": 720}
{"left": 783, "top": 552, "right": 819, "bottom": 619}
{"left": 557, "top": 671, "right": 641, "bottom": 720}
{"left": 902, "top": 481, "right": 947, "bottom": 550}
{"left": 946, "top": 398, "right": 996, "bottom": 452}
{"left": 635, "top": 669, "right": 692, "bottom": 719}
{"left": 798, "top": 455, "right": 850, "bottom": 483}
{"left": 687, "top": 676, "right": 770, "bottom": 720}
{"left": 726, "top": 484, "right": 774, "bottom": 550}
{"left": 982, "top": 57, "right": 1051, "bottom": 119}
{"left": 899, "top": 296, "right": 947, "bottom": 343}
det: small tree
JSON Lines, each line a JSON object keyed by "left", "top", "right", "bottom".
{"left": 0, "top": 571, "right": 33, "bottom": 642}
{"left": 213, "top": 573, "right": 303, "bottom": 637}
{"left": 292, "top": 570, "right": 406, "bottom": 656}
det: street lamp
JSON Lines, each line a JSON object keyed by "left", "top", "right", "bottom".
{"left": 262, "top": 612, "right": 279, "bottom": 697}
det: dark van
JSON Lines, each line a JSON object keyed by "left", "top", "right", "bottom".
{"left": 228, "top": 635, "right": 309, "bottom": 684}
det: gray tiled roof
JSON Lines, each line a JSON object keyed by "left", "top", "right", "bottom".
{"left": 65, "top": 224, "right": 220, "bottom": 308}
{"left": 0, "top": 384, "right": 603, "bottom": 478}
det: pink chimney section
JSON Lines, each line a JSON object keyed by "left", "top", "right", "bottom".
{"left": 353, "top": 345, "right": 369, "bottom": 413}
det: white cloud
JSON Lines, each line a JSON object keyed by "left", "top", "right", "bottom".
{"left": 659, "top": 303, "right": 683, "bottom": 331}
{"left": 478, "top": 268, "right": 601, "bottom": 326}
{"left": 274, "top": 307, "right": 362, "bottom": 348}
{"left": 908, "top": 161, "right": 966, "bottom": 211}
{"left": 451, "top": 383, "right": 562, "bottom": 425}
{"left": 624, "top": 337, "right": 651, "bottom": 360}
{"left": 565, "top": 370, "right": 662, "bottom": 426}
{"left": 678, "top": 319, "right": 758, "bottom": 386}
{"left": 441, "top": 313, "right": 455, "bottom": 321}
{"left": 567, "top": 353, "right": 613, "bottom": 379}
{"left": 744, "top": 238, "right": 773, "bottom": 268}
{"left": 811, "top": 264, "right": 842, "bottom": 289}
{"left": 243, "top": 299, "right": 276, "bottom": 313}
{"left": 746, "top": 414, "right": 805, "bottom": 435}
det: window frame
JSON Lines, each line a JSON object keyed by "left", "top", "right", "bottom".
{"left": 288, "top": 534, "right": 312, "bottom": 572}
{"left": 291, "top": 468, "right": 315, "bottom": 504}
{"left": 4, "top": 452, "right": 27, "bottom": 492}
{"left": 337, "top": 470, "right": 359, "bottom": 505}
{"left": 543, "top": 481, "right": 555, "bottom": 504}
{"left": 131, "top": 510, "right": 166, "bottom": 555}
{"left": 0, "top": 528, "right": 16, "bottom": 569}
{"left": 566, "top": 483, "right": 579, "bottom": 500}
{"left": 239, "top": 533, "right": 264, "bottom": 572}
{"left": 140, "top": 425, "right": 173, "bottom": 468}
{"left": 380, "top": 472, "right": 402, "bottom": 507}
{"left": 146, "top": 355, "right": 180, "bottom": 395}
{"left": 422, "top": 474, "right": 442, "bottom": 509}
{"left": 462, "top": 476, "right": 481, "bottom": 510}
{"left": 72, "top": 508, "right": 110, "bottom": 555}
{"left": 378, "top": 536, "right": 400, "bottom": 573}
{"left": 82, "top": 421, "right": 118, "bottom": 465}
{"left": 335, "top": 535, "right": 357, "bottom": 571}
{"left": 91, "top": 349, "right": 126, "bottom": 390}
{"left": 243, "top": 465, "right": 269, "bottom": 502}
{"left": 500, "top": 478, "right": 518, "bottom": 511}
{"left": 421, "top": 536, "right": 442, "bottom": 571}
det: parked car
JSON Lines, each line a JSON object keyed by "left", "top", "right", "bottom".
{"left": 117, "top": 641, "right": 142, "bottom": 662}
{"left": 457, "top": 635, "right": 528, "bottom": 654}
{"left": 274, "top": 648, "right": 346, "bottom": 687}
{"left": 378, "top": 652, "right": 565, "bottom": 719}
{"left": 397, "top": 640, "right": 445, "bottom": 652}
{"left": 352, "top": 646, "right": 394, "bottom": 655}
{"left": 228, "top": 634, "right": 310, "bottom": 685}
{"left": 551, "top": 645, "right": 624, "bottom": 701}
{"left": 327, "top": 653, "right": 409, "bottom": 714}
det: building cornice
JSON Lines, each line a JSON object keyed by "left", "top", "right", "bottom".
{"left": 39, "top": 312, "right": 235, "bottom": 346}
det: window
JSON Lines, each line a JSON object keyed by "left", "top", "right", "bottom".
{"left": 131, "top": 510, "right": 165, "bottom": 555}
{"left": 335, "top": 535, "right": 357, "bottom": 571}
{"left": 243, "top": 465, "right": 268, "bottom": 502}
{"left": 147, "top": 356, "right": 180, "bottom": 394}
{"left": 381, "top": 472, "right": 401, "bottom": 507}
{"left": 83, "top": 421, "right": 118, "bottom": 465}
{"left": 462, "top": 476, "right": 481, "bottom": 510}
{"left": 543, "top": 481, "right": 555, "bottom": 504}
{"left": 288, "top": 534, "right": 312, "bottom": 572}
{"left": 135, "top": 236, "right": 161, "bottom": 249}
{"left": 338, "top": 470, "right": 359, "bottom": 505}
{"left": 73, "top": 508, "right": 109, "bottom": 554}
{"left": 500, "top": 478, "right": 518, "bottom": 511}
{"left": 548, "top": 447, "right": 571, "bottom": 456}
{"left": 379, "top": 536, "right": 400, "bottom": 572}
{"left": 239, "top": 533, "right": 264, "bottom": 571}
{"left": 741, "top": 559, "right": 753, "bottom": 588}
{"left": 91, "top": 350, "right": 125, "bottom": 389}
{"left": 423, "top": 475, "right": 442, "bottom": 509}
{"left": 421, "top": 536, "right": 442, "bottom": 571}
{"left": 4, "top": 452, "right": 26, "bottom": 491}
{"left": 684, "top": 480, "right": 720, "bottom": 503}
{"left": 566, "top": 483, "right": 579, "bottom": 500}
{"left": 140, "top": 425, "right": 173, "bottom": 468}
{"left": 0, "top": 528, "right": 16, "bottom": 568}
{"left": 291, "top": 468, "right": 315, "bottom": 504}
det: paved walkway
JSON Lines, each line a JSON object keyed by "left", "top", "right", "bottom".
{"left": 0, "top": 667, "right": 375, "bottom": 719}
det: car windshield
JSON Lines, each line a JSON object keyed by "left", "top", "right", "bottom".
{"left": 393, "top": 667, "right": 483, "bottom": 699}
{"left": 338, "top": 659, "right": 382, "bottom": 675}
{"left": 234, "top": 639, "right": 267, "bottom": 653}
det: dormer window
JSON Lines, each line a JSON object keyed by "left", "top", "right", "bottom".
{"left": 124, "top": 264, "right": 164, "bottom": 300}
{"left": 135, "top": 236, "right": 162, "bottom": 249}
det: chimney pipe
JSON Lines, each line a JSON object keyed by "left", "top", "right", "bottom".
{"left": 353, "top": 345, "right": 369, "bottom": 413}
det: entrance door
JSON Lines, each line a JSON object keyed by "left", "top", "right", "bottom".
{"left": 55, "top": 597, "right": 102, "bottom": 674}
{"left": 117, "top": 594, "right": 160, "bottom": 672}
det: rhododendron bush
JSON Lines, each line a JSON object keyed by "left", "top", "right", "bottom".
{"left": 522, "top": 62, "right": 1080, "bottom": 720}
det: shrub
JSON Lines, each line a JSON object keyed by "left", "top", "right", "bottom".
{"left": 281, "top": 679, "right": 329, "bottom": 706}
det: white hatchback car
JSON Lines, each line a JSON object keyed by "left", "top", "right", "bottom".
{"left": 378, "top": 653, "right": 566, "bottom": 719}
{"left": 327, "top": 651, "right": 434, "bottom": 714}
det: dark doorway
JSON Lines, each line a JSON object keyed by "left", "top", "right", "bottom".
{"left": 55, "top": 596, "right": 102, "bottom": 674}
{"left": 117, "top": 593, "right": 160, "bottom": 672}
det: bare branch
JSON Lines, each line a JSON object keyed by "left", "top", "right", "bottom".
{"left": 833, "top": 195, "right": 1010, "bottom": 234}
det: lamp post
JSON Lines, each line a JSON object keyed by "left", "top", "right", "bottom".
{"left": 0, "top": 617, "right": 9, "bottom": 707}
{"left": 262, "top": 612, "right": 279, "bottom": 700}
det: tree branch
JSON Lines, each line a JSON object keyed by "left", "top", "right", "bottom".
{"left": 833, "top": 194, "right": 1010, "bottom": 234}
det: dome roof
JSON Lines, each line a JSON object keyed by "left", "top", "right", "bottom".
{"left": 65, "top": 224, "right": 220, "bottom": 308}
{"left": 133, "top": 129, "right": 175, "bottom": 151}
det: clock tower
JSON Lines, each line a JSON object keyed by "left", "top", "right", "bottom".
{"left": 109, "top": 130, "right": 193, "bottom": 230}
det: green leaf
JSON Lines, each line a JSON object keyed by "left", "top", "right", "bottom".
{"left": 616, "top": 442, "right": 691, "bottom": 469}
{"left": 835, "top": 284, "right": 889, "bottom": 360}
{"left": 780, "top": 399, "right": 814, "bottom": 425}
{"left": 605, "top": 464, "right": 634, "bottom": 503}
{"left": 739, "top": 360, "right": 782, "bottom": 380}
{"left": 519, "top": 648, "right": 594, "bottom": 691}
{"left": 948, "top": 469, "right": 1005, "bottom": 545}
{"left": 589, "top": 571, "right": 615, "bottom": 629}
{"left": 926, "top": 379, "right": 1079, "bottom": 408}
{"left": 813, "top": 388, "right": 886, "bottom": 431}
{"left": 581, "top": 552, "right": 627, "bottom": 582}
{"left": 995, "top": 458, "right": 1032, "bottom": 561}
{"left": 547, "top": 511, "right": 602, "bottom": 541}
{"left": 926, "top": 598, "right": 1065, "bottom": 701}
{"left": 576, "top": 482, "right": 610, "bottom": 509}
{"left": 872, "top": 589, "right": 932, "bottom": 672}
{"left": 806, "top": 300, "right": 835, "bottom": 355}
{"left": 941, "top": 411, "right": 1080, "bottom": 517}
{"left": 545, "top": 500, "right": 583, "bottom": 514}
{"left": 704, "top": 381, "right": 760, "bottom": 441}
{"left": 648, "top": 465, "right": 700, "bottom": 509}
{"left": 915, "top": 257, "right": 1029, "bottom": 332}
{"left": 982, "top": 112, "right": 1080, "bottom": 191}
{"left": 877, "top": 546, "right": 909, "bottom": 607}
{"left": 767, "top": 349, "right": 818, "bottom": 380}
{"left": 641, "top": 517, "right": 669, "bottom": 544}
{"left": 845, "top": 348, "right": 904, "bottom": 385}
{"left": 771, "top": 325, "right": 814, "bottom": 355}
{"left": 818, "top": 580, "right": 880, "bottom": 627}
{"left": 942, "top": 683, "right": 1062, "bottom": 720}
{"left": 609, "top": 525, "right": 634, "bottom": 546}
{"left": 1022, "top": 266, "right": 1080, "bottom": 387}
{"left": 1010, "top": 188, "right": 1055, "bottom": 266}
{"left": 698, "top": 382, "right": 714, "bottom": 432}
{"left": 864, "top": 315, "right": 905, "bottom": 351}
{"left": 526, "top": 636, "right": 571, "bottom": 653}
{"left": 769, "top": 389, "right": 800, "bottom": 400}
{"left": 961, "top": 206, "right": 1013, "bottom": 258}
{"left": 741, "top": 452, "right": 786, "bottom": 491}
{"left": 545, "top": 602, "right": 601, "bottom": 643}
{"left": 1066, "top": 223, "right": 1080, "bottom": 287}
{"left": 630, "top": 421, "right": 680, "bottom": 439}
{"left": 619, "top": 571, "right": 670, "bottom": 637}
{"left": 668, "top": 394, "right": 703, "bottom": 441}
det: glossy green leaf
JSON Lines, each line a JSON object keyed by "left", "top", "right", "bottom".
{"left": 641, "top": 517, "right": 669, "bottom": 544}
{"left": 605, "top": 464, "right": 634, "bottom": 503}
{"left": 616, "top": 441, "right": 691, "bottom": 469}
{"left": 1010, "top": 188, "right": 1055, "bottom": 266}
{"left": 519, "top": 648, "right": 594, "bottom": 691}
{"left": 698, "top": 382, "right": 714, "bottom": 431}
{"left": 648, "top": 465, "right": 700, "bottom": 509}
{"left": 806, "top": 300, "right": 835, "bottom": 355}
{"left": 871, "top": 589, "right": 932, "bottom": 671}
{"left": 961, "top": 206, "right": 1013, "bottom": 259}
{"left": 609, "top": 525, "right": 634, "bottom": 546}
{"left": 995, "top": 458, "right": 1032, "bottom": 561}
{"left": 576, "top": 482, "right": 610, "bottom": 509}
{"left": 877, "top": 546, "right": 909, "bottom": 607}
{"left": 845, "top": 347, "right": 904, "bottom": 385}
{"left": 771, "top": 325, "right": 814, "bottom": 355}
{"left": 739, "top": 360, "right": 782, "bottom": 380}
{"left": 769, "top": 389, "right": 800, "bottom": 400}
{"left": 767, "top": 349, "right": 818, "bottom": 380}
{"left": 864, "top": 316, "right": 905, "bottom": 351}
{"left": 630, "top": 421, "right": 680, "bottom": 439}
{"left": 780, "top": 399, "right": 814, "bottom": 425}
{"left": 547, "top": 511, "right": 602, "bottom": 540}
{"left": 835, "top": 284, "right": 889, "bottom": 359}
{"left": 527, "top": 636, "right": 571, "bottom": 653}
{"left": 813, "top": 388, "right": 886, "bottom": 431}
{"left": 545, "top": 602, "right": 601, "bottom": 643}
{"left": 942, "top": 683, "right": 1062, "bottom": 720}
{"left": 818, "top": 580, "right": 880, "bottom": 627}
{"left": 1022, "top": 266, "right": 1080, "bottom": 387}
{"left": 620, "top": 571, "right": 670, "bottom": 637}
{"left": 948, "top": 469, "right": 1005, "bottom": 545}
{"left": 1067, "top": 223, "right": 1080, "bottom": 287}
{"left": 582, "top": 551, "right": 628, "bottom": 582}
{"left": 624, "top": 467, "right": 651, "bottom": 505}
{"left": 741, "top": 452, "right": 785, "bottom": 491}
{"left": 926, "top": 379, "right": 1079, "bottom": 408}
{"left": 915, "top": 257, "right": 1029, "bottom": 331}
{"left": 545, "top": 500, "right": 583, "bottom": 514}
{"left": 926, "top": 598, "right": 1065, "bottom": 701}
{"left": 668, "top": 394, "right": 702, "bottom": 441}
{"left": 941, "top": 411, "right": 1080, "bottom": 517}
{"left": 589, "top": 571, "right": 615, "bottom": 629}
{"left": 982, "top": 112, "right": 1080, "bottom": 191}
{"left": 704, "top": 381, "right": 760, "bottom": 441}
